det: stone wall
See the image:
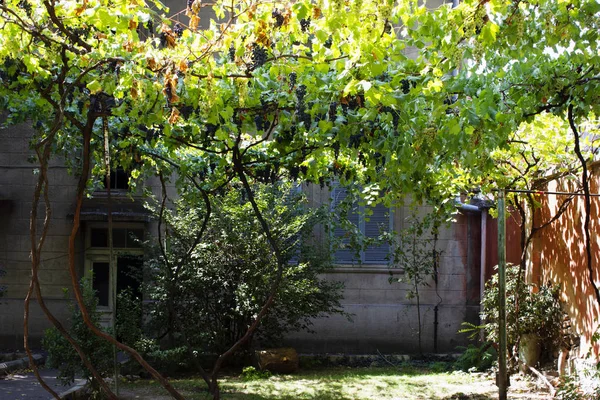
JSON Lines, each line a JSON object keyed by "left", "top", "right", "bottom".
{"left": 0, "top": 121, "right": 81, "bottom": 348}
{"left": 283, "top": 185, "right": 482, "bottom": 354}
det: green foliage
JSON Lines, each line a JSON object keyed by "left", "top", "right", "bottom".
{"left": 115, "top": 288, "right": 143, "bottom": 347}
{"left": 480, "top": 264, "right": 564, "bottom": 355}
{"left": 144, "top": 181, "right": 346, "bottom": 356}
{"left": 389, "top": 215, "right": 440, "bottom": 297}
{"left": 555, "top": 375, "right": 585, "bottom": 400}
{"left": 43, "top": 278, "right": 114, "bottom": 392}
{"left": 241, "top": 366, "right": 272, "bottom": 381}
{"left": 457, "top": 321, "right": 486, "bottom": 341}
{"left": 428, "top": 361, "right": 451, "bottom": 373}
{"left": 454, "top": 343, "right": 497, "bottom": 372}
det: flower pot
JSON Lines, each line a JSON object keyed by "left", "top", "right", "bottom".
{"left": 519, "top": 333, "right": 542, "bottom": 371}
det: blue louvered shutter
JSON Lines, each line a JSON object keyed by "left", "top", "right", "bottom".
{"left": 363, "top": 203, "right": 391, "bottom": 264}
{"left": 332, "top": 186, "right": 360, "bottom": 264}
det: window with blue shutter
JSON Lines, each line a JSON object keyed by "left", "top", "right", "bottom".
{"left": 331, "top": 185, "right": 392, "bottom": 265}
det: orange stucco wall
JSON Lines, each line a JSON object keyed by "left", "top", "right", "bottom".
{"left": 527, "top": 165, "right": 600, "bottom": 359}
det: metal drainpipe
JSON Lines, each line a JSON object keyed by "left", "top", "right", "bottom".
{"left": 480, "top": 209, "right": 488, "bottom": 307}
{"left": 479, "top": 208, "right": 488, "bottom": 342}
{"left": 433, "top": 237, "right": 439, "bottom": 353}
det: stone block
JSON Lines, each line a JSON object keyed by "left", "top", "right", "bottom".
{"left": 256, "top": 348, "right": 299, "bottom": 373}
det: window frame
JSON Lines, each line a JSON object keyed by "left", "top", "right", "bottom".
{"left": 330, "top": 185, "right": 395, "bottom": 266}
{"left": 84, "top": 222, "right": 145, "bottom": 317}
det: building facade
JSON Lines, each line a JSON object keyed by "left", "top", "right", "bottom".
{"left": 0, "top": 119, "right": 488, "bottom": 353}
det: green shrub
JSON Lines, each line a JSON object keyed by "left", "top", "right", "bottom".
{"left": 240, "top": 366, "right": 271, "bottom": 381}
{"left": 454, "top": 343, "right": 496, "bottom": 372}
{"left": 429, "top": 361, "right": 451, "bottom": 373}
{"left": 143, "top": 182, "right": 347, "bottom": 358}
{"left": 555, "top": 375, "right": 584, "bottom": 400}
{"left": 115, "top": 288, "right": 143, "bottom": 347}
{"left": 480, "top": 264, "right": 564, "bottom": 357}
{"left": 43, "top": 279, "right": 114, "bottom": 396}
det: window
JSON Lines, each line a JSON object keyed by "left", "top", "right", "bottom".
{"left": 103, "top": 168, "right": 129, "bottom": 190}
{"left": 84, "top": 223, "right": 144, "bottom": 317}
{"left": 90, "top": 228, "right": 143, "bottom": 248}
{"left": 331, "top": 186, "right": 393, "bottom": 265}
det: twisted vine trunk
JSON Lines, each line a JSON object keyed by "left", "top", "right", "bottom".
{"left": 25, "top": 126, "right": 118, "bottom": 399}
{"left": 568, "top": 104, "right": 600, "bottom": 309}
{"left": 65, "top": 111, "right": 185, "bottom": 400}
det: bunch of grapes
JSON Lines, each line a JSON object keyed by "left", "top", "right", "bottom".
{"left": 164, "top": 83, "right": 173, "bottom": 105}
{"left": 347, "top": 95, "right": 362, "bottom": 110}
{"left": 289, "top": 165, "right": 300, "bottom": 181}
{"left": 228, "top": 45, "right": 235, "bottom": 62}
{"left": 332, "top": 142, "right": 340, "bottom": 159}
{"left": 72, "top": 27, "right": 91, "bottom": 40}
{"left": 159, "top": 32, "right": 168, "bottom": 48}
{"left": 204, "top": 123, "right": 217, "bottom": 142}
{"left": 18, "top": 0, "right": 32, "bottom": 16}
{"left": 337, "top": 100, "right": 348, "bottom": 114}
{"left": 401, "top": 79, "right": 412, "bottom": 94}
{"left": 145, "top": 21, "right": 154, "bottom": 35}
{"left": 349, "top": 132, "right": 364, "bottom": 149}
{"left": 272, "top": 9, "right": 284, "bottom": 28}
{"left": 288, "top": 72, "right": 297, "bottom": 88}
{"left": 251, "top": 44, "right": 268, "bottom": 69}
{"left": 381, "top": 106, "right": 399, "bottom": 130}
{"left": 300, "top": 18, "right": 311, "bottom": 32}
{"left": 173, "top": 23, "right": 184, "bottom": 37}
{"left": 295, "top": 85, "right": 311, "bottom": 127}
{"left": 298, "top": 110, "right": 311, "bottom": 127}
{"left": 328, "top": 102, "right": 338, "bottom": 121}
{"left": 374, "top": 152, "right": 383, "bottom": 168}
{"left": 295, "top": 84, "right": 307, "bottom": 103}
{"left": 254, "top": 114, "right": 267, "bottom": 131}
{"left": 187, "top": 0, "right": 194, "bottom": 12}
{"left": 324, "top": 36, "right": 333, "bottom": 48}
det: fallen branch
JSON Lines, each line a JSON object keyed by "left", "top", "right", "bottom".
{"left": 526, "top": 364, "right": 556, "bottom": 397}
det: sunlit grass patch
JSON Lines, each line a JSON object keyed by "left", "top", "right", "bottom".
{"left": 120, "top": 367, "right": 500, "bottom": 400}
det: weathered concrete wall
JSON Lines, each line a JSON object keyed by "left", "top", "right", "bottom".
{"left": 0, "top": 121, "right": 81, "bottom": 348}
{"left": 286, "top": 185, "right": 482, "bottom": 354}
{"left": 525, "top": 164, "right": 600, "bottom": 360}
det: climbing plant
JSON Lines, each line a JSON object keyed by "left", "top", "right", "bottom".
{"left": 2, "top": 0, "right": 600, "bottom": 398}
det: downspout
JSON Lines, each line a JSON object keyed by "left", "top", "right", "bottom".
{"left": 479, "top": 208, "right": 487, "bottom": 341}
{"left": 480, "top": 208, "right": 487, "bottom": 309}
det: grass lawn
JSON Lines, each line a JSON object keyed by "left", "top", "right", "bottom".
{"left": 119, "top": 365, "right": 547, "bottom": 400}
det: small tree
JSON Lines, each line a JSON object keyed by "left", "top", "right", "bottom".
{"left": 389, "top": 215, "right": 441, "bottom": 356}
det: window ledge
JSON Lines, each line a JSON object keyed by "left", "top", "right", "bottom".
{"left": 329, "top": 266, "right": 403, "bottom": 274}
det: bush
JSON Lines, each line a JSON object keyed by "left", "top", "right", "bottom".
{"left": 115, "top": 288, "right": 143, "bottom": 347}
{"left": 143, "top": 182, "right": 347, "bottom": 360}
{"left": 43, "top": 279, "right": 114, "bottom": 396}
{"left": 480, "top": 264, "right": 564, "bottom": 358}
{"left": 240, "top": 366, "right": 271, "bottom": 381}
{"left": 454, "top": 343, "right": 496, "bottom": 372}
